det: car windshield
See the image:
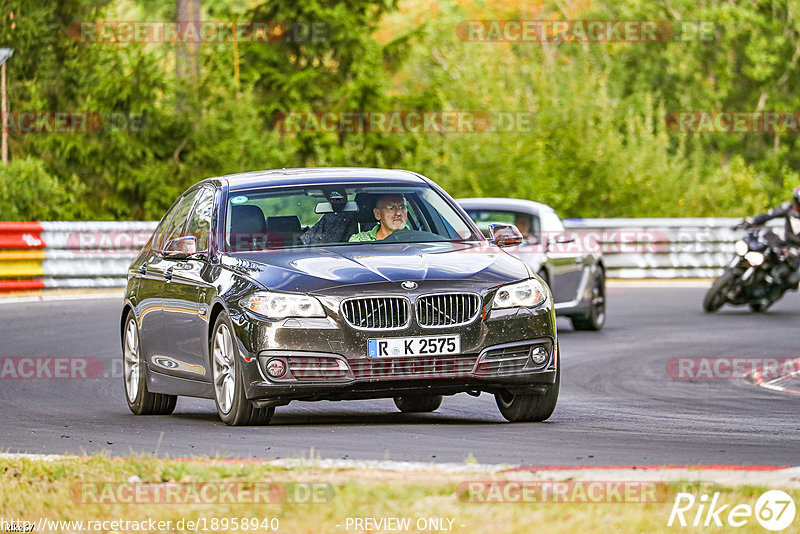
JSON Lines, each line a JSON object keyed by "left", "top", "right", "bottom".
{"left": 224, "top": 183, "right": 480, "bottom": 251}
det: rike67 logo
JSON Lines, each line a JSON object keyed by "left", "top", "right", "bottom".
{"left": 668, "top": 490, "right": 795, "bottom": 531}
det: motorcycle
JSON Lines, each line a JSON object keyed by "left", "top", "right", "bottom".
{"left": 703, "top": 222, "right": 800, "bottom": 313}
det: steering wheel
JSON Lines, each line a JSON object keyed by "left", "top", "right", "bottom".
{"left": 380, "top": 230, "right": 447, "bottom": 243}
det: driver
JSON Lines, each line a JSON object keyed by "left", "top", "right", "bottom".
{"left": 349, "top": 194, "right": 408, "bottom": 242}
{"left": 747, "top": 185, "right": 800, "bottom": 246}
{"left": 514, "top": 213, "right": 532, "bottom": 237}
{"left": 745, "top": 184, "right": 800, "bottom": 286}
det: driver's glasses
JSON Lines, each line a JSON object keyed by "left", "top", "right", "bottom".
{"left": 379, "top": 204, "right": 408, "bottom": 212}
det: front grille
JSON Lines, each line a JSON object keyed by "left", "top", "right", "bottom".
{"left": 416, "top": 293, "right": 481, "bottom": 327}
{"left": 350, "top": 355, "right": 477, "bottom": 380}
{"left": 342, "top": 297, "right": 410, "bottom": 330}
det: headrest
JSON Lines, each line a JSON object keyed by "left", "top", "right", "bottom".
{"left": 229, "top": 205, "right": 266, "bottom": 251}
{"left": 266, "top": 215, "right": 302, "bottom": 235}
{"left": 354, "top": 193, "right": 378, "bottom": 224}
{"left": 230, "top": 205, "right": 266, "bottom": 235}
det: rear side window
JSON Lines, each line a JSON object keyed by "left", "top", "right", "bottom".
{"left": 184, "top": 187, "right": 215, "bottom": 251}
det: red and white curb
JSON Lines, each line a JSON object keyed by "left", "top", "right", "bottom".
{"left": 750, "top": 357, "right": 800, "bottom": 396}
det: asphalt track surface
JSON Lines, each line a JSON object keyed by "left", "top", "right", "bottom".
{"left": 1, "top": 287, "right": 798, "bottom": 466}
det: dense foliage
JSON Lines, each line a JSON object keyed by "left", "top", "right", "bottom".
{"left": 0, "top": 0, "right": 797, "bottom": 220}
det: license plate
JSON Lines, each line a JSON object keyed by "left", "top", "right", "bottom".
{"left": 368, "top": 335, "right": 460, "bottom": 358}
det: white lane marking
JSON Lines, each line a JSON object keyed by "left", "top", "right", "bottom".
{"left": 269, "top": 458, "right": 513, "bottom": 473}
{"left": 1, "top": 453, "right": 799, "bottom": 487}
{"left": 607, "top": 279, "right": 712, "bottom": 288}
{"left": 0, "top": 453, "right": 80, "bottom": 461}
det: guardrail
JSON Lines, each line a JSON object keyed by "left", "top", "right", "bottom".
{"left": 563, "top": 218, "right": 781, "bottom": 278}
{"left": 0, "top": 218, "right": 783, "bottom": 291}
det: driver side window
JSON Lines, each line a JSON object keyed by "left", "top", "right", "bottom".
{"left": 152, "top": 201, "right": 180, "bottom": 251}
{"left": 184, "top": 187, "right": 215, "bottom": 251}
{"left": 161, "top": 189, "right": 201, "bottom": 252}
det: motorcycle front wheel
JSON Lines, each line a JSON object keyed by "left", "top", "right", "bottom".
{"left": 703, "top": 270, "right": 737, "bottom": 312}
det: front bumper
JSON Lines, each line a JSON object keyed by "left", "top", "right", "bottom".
{"left": 232, "top": 299, "right": 558, "bottom": 403}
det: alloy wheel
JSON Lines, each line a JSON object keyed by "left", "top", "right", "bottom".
{"left": 591, "top": 275, "right": 606, "bottom": 324}
{"left": 212, "top": 323, "right": 236, "bottom": 414}
{"left": 123, "top": 319, "right": 140, "bottom": 404}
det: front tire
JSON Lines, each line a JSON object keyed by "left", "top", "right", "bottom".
{"left": 571, "top": 268, "right": 606, "bottom": 331}
{"left": 393, "top": 395, "right": 442, "bottom": 413}
{"left": 495, "top": 365, "right": 560, "bottom": 422}
{"left": 703, "top": 270, "right": 736, "bottom": 312}
{"left": 122, "top": 313, "right": 176, "bottom": 415}
{"left": 211, "top": 313, "right": 274, "bottom": 426}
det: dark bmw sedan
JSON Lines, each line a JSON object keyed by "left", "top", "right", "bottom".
{"left": 121, "top": 168, "right": 559, "bottom": 425}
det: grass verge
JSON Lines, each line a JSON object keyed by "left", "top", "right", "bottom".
{"left": 1, "top": 456, "right": 797, "bottom": 533}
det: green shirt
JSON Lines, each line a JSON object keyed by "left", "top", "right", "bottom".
{"left": 348, "top": 224, "right": 409, "bottom": 242}
{"left": 348, "top": 225, "right": 381, "bottom": 242}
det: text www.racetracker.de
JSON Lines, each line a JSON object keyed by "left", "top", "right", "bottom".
{"left": 1, "top": 516, "right": 279, "bottom": 532}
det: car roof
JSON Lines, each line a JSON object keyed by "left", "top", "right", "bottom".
{"left": 203, "top": 167, "right": 428, "bottom": 192}
{"left": 456, "top": 197, "right": 557, "bottom": 215}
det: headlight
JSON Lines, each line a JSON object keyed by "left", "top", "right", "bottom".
{"left": 241, "top": 291, "right": 326, "bottom": 319}
{"left": 492, "top": 278, "right": 548, "bottom": 309}
{"left": 744, "top": 251, "right": 764, "bottom": 266}
{"left": 734, "top": 240, "right": 748, "bottom": 256}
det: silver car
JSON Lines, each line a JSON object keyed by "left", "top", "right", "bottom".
{"left": 458, "top": 198, "right": 606, "bottom": 331}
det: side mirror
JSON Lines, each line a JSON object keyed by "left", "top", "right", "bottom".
{"left": 554, "top": 233, "right": 575, "bottom": 244}
{"left": 163, "top": 236, "right": 198, "bottom": 259}
{"left": 544, "top": 232, "right": 575, "bottom": 252}
{"left": 489, "top": 223, "right": 524, "bottom": 247}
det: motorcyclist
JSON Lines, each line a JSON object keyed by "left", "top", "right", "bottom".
{"left": 744, "top": 185, "right": 800, "bottom": 286}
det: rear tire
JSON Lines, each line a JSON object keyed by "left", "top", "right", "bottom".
{"left": 571, "top": 268, "right": 606, "bottom": 331}
{"left": 703, "top": 270, "right": 736, "bottom": 312}
{"left": 393, "top": 395, "right": 442, "bottom": 413}
{"left": 122, "top": 313, "right": 177, "bottom": 416}
{"left": 211, "top": 313, "right": 274, "bottom": 426}
{"left": 748, "top": 299, "right": 772, "bottom": 313}
{"left": 495, "top": 365, "right": 560, "bottom": 422}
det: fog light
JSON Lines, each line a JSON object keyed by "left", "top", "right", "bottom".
{"left": 266, "top": 358, "right": 287, "bottom": 378}
{"left": 530, "top": 346, "right": 549, "bottom": 365}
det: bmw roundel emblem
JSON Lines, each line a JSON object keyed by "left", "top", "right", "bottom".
{"left": 401, "top": 281, "right": 418, "bottom": 290}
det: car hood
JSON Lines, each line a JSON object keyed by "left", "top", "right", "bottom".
{"left": 223, "top": 242, "right": 529, "bottom": 293}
